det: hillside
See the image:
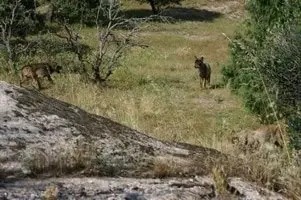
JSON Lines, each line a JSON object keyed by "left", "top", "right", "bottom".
{"left": 0, "top": 0, "right": 300, "bottom": 199}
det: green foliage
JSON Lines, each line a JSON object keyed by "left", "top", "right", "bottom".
{"left": 0, "top": 0, "right": 44, "bottom": 69}
{"left": 222, "top": 0, "right": 301, "bottom": 143}
{"left": 0, "top": 0, "right": 40, "bottom": 38}
{"left": 288, "top": 115, "right": 301, "bottom": 150}
{"left": 257, "top": 28, "right": 301, "bottom": 117}
{"left": 52, "top": 0, "right": 107, "bottom": 25}
{"left": 246, "top": 0, "right": 301, "bottom": 42}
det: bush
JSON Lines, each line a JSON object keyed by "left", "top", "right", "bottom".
{"left": 257, "top": 28, "right": 301, "bottom": 118}
{"left": 288, "top": 115, "right": 301, "bottom": 150}
{"left": 222, "top": 0, "right": 301, "bottom": 146}
{"left": 0, "top": 0, "right": 41, "bottom": 38}
{"left": 52, "top": 0, "right": 110, "bottom": 25}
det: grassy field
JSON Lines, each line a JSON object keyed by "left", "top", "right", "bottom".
{"left": 0, "top": 0, "right": 258, "bottom": 151}
{"left": 2, "top": 0, "right": 301, "bottom": 198}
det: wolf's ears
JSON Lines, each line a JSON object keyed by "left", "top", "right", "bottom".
{"left": 195, "top": 56, "right": 204, "bottom": 61}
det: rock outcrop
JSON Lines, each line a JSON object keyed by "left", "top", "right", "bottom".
{"left": 0, "top": 81, "right": 288, "bottom": 199}
{"left": 0, "top": 81, "right": 223, "bottom": 179}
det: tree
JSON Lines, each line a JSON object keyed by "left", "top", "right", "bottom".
{"left": 91, "top": 0, "right": 150, "bottom": 83}
{"left": 0, "top": 0, "right": 39, "bottom": 71}
{"left": 54, "top": 22, "right": 90, "bottom": 74}
{"left": 51, "top": 0, "right": 99, "bottom": 25}
{"left": 222, "top": 0, "right": 301, "bottom": 148}
{"left": 136, "top": 0, "right": 182, "bottom": 14}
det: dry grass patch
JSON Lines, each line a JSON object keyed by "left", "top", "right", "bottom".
{"left": 216, "top": 148, "right": 301, "bottom": 199}
{"left": 21, "top": 135, "right": 99, "bottom": 176}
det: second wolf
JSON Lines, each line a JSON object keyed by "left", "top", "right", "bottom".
{"left": 20, "top": 62, "right": 62, "bottom": 90}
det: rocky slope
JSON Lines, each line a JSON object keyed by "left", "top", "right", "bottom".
{"left": 0, "top": 81, "right": 287, "bottom": 199}
{"left": 0, "top": 81, "right": 223, "bottom": 179}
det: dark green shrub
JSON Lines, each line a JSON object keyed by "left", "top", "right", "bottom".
{"left": 222, "top": 0, "right": 301, "bottom": 145}
{"left": 0, "top": 0, "right": 41, "bottom": 38}
{"left": 288, "top": 115, "right": 301, "bottom": 150}
{"left": 52, "top": 0, "right": 108, "bottom": 25}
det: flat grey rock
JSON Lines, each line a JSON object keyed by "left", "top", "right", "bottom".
{"left": 0, "top": 177, "right": 287, "bottom": 200}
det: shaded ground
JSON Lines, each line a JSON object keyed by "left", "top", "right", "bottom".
{"left": 123, "top": 7, "right": 222, "bottom": 22}
{"left": 123, "top": 0, "right": 244, "bottom": 22}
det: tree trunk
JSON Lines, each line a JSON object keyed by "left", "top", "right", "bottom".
{"left": 6, "top": 42, "right": 15, "bottom": 72}
{"left": 92, "top": 63, "right": 101, "bottom": 83}
{"left": 148, "top": 0, "right": 158, "bottom": 14}
{"left": 77, "top": 52, "right": 87, "bottom": 74}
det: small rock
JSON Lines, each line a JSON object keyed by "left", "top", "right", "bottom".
{"left": 125, "top": 192, "right": 146, "bottom": 200}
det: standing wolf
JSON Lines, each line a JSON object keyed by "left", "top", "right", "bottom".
{"left": 19, "top": 62, "right": 62, "bottom": 90}
{"left": 194, "top": 56, "right": 211, "bottom": 89}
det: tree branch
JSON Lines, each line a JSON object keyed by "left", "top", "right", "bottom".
{"left": 92, "top": 0, "right": 157, "bottom": 83}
